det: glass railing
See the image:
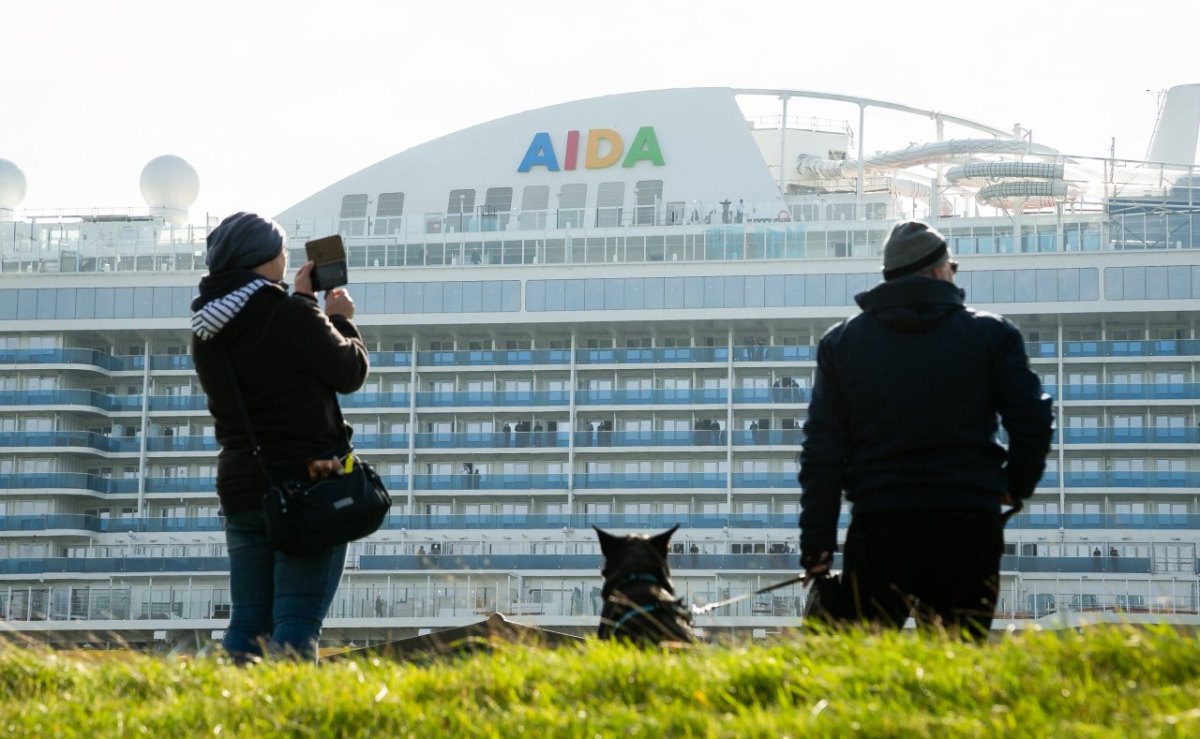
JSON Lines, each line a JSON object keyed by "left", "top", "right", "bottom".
{"left": 1061, "top": 427, "right": 1200, "bottom": 443}
{"left": 351, "top": 433, "right": 411, "bottom": 449}
{"left": 13, "top": 510, "right": 1200, "bottom": 535}
{"left": 0, "top": 431, "right": 139, "bottom": 453}
{"left": 1058, "top": 383, "right": 1200, "bottom": 400}
{"left": 731, "top": 429, "right": 804, "bottom": 445}
{"left": 576, "top": 388, "right": 727, "bottom": 405}
{"left": 732, "top": 346, "right": 816, "bottom": 362}
{"left": 731, "top": 387, "right": 811, "bottom": 403}
{"left": 145, "top": 437, "right": 219, "bottom": 452}
{"left": 0, "top": 514, "right": 224, "bottom": 533}
{"left": 412, "top": 473, "right": 568, "bottom": 490}
{"left": 1061, "top": 339, "right": 1200, "bottom": 358}
{"left": 147, "top": 395, "right": 208, "bottom": 411}
{"left": 731, "top": 472, "right": 799, "bottom": 488}
{"left": 0, "top": 473, "right": 139, "bottom": 494}
{"left": 574, "top": 430, "right": 715, "bottom": 447}
{"left": 339, "top": 392, "right": 412, "bottom": 409}
{"left": 368, "top": 351, "right": 414, "bottom": 367}
{"left": 0, "top": 557, "right": 229, "bottom": 575}
{"left": 0, "top": 347, "right": 131, "bottom": 370}
{"left": 144, "top": 477, "right": 215, "bottom": 493}
{"left": 414, "top": 390, "right": 569, "bottom": 408}
{"left": 1062, "top": 471, "right": 1200, "bottom": 487}
{"left": 574, "top": 472, "right": 726, "bottom": 489}
{"left": 0, "top": 390, "right": 142, "bottom": 411}
{"left": 417, "top": 349, "right": 570, "bottom": 366}
{"left": 415, "top": 432, "right": 567, "bottom": 449}
{"left": 149, "top": 355, "right": 195, "bottom": 371}
{"left": 0, "top": 552, "right": 1172, "bottom": 576}
{"left": 576, "top": 347, "right": 728, "bottom": 364}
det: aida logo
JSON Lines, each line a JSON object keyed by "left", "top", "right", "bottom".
{"left": 518, "top": 126, "right": 665, "bottom": 173}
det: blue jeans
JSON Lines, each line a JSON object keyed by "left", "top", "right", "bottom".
{"left": 223, "top": 509, "right": 347, "bottom": 662}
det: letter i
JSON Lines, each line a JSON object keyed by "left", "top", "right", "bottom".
{"left": 564, "top": 130, "right": 580, "bottom": 171}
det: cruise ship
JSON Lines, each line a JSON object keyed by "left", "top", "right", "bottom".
{"left": 2, "top": 85, "right": 1200, "bottom": 649}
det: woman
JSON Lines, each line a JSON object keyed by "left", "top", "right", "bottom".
{"left": 191, "top": 212, "right": 368, "bottom": 662}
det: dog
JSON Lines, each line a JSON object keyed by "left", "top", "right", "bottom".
{"left": 594, "top": 524, "right": 695, "bottom": 644}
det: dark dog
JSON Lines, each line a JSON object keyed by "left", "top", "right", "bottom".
{"left": 594, "top": 524, "right": 694, "bottom": 644}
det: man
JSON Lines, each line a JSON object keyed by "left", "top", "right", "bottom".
{"left": 799, "top": 221, "right": 1053, "bottom": 639}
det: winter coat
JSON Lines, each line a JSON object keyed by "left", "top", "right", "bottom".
{"left": 191, "top": 271, "right": 369, "bottom": 515}
{"left": 798, "top": 276, "right": 1053, "bottom": 557}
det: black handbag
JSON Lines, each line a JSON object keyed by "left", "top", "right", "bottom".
{"left": 802, "top": 571, "right": 844, "bottom": 627}
{"left": 224, "top": 358, "right": 391, "bottom": 556}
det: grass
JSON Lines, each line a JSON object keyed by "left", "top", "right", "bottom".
{"left": 2, "top": 625, "right": 1200, "bottom": 737}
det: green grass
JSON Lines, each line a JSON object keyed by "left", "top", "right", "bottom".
{"left": 2, "top": 626, "right": 1200, "bottom": 737}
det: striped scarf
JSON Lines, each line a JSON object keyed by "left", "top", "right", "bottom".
{"left": 190, "top": 278, "right": 272, "bottom": 341}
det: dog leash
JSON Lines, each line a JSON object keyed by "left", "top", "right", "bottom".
{"left": 692, "top": 500, "right": 1024, "bottom": 615}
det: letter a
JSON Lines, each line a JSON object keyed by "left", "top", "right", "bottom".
{"left": 518, "top": 132, "right": 560, "bottom": 172}
{"left": 622, "top": 126, "right": 665, "bottom": 168}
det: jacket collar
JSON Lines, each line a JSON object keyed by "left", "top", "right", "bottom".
{"left": 856, "top": 276, "right": 966, "bottom": 312}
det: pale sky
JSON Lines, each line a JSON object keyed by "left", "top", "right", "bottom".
{"left": 3, "top": 0, "right": 1198, "bottom": 221}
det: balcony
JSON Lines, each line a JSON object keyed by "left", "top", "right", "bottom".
{"left": 731, "top": 346, "right": 816, "bottom": 362}
{"left": 0, "top": 431, "right": 139, "bottom": 453}
{"left": 415, "top": 432, "right": 565, "bottom": 449}
{"left": 145, "top": 437, "right": 219, "bottom": 452}
{"left": 1057, "top": 383, "right": 1200, "bottom": 401}
{"left": 339, "top": 392, "right": 412, "bottom": 409}
{"left": 368, "top": 351, "right": 413, "bottom": 368}
{"left": 415, "top": 390, "right": 569, "bottom": 408}
{"left": 1062, "top": 339, "right": 1200, "bottom": 358}
{"left": 416, "top": 349, "right": 570, "bottom": 367}
{"left": 413, "top": 473, "right": 568, "bottom": 490}
{"left": 1061, "top": 427, "right": 1200, "bottom": 444}
{"left": 0, "top": 473, "right": 138, "bottom": 494}
{"left": 1062, "top": 471, "right": 1200, "bottom": 487}
{"left": 0, "top": 347, "right": 130, "bottom": 370}
{"left": 576, "top": 388, "right": 727, "bottom": 405}
{"left": 0, "top": 514, "right": 223, "bottom": 533}
{"left": 574, "top": 472, "right": 726, "bottom": 489}
{"left": 576, "top": 347, "right": 728, "bottom": 364}
{"left": 731, "top": 387, "right": 811, "bottom": 404}
{"left": 0, "top": 390, "right": 141, "bottom": 411}
{"left": 147, "top": 395, "right": 208, "bottom": 411}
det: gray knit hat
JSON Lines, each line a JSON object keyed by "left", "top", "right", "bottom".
{"left": 881, "top": 221, "right": 948, "bottom": 280}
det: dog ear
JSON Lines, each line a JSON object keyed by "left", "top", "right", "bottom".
{"left": 650, "top": 524, "right": 680, "bottom": 555}
{"left": 593, "top": 525, "right": 620, "bottom": 558}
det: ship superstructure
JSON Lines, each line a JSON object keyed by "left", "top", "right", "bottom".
{"left": 1, "top": 86, "right": 1199, "bottom": 648}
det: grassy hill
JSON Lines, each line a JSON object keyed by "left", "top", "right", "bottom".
{"left": 2, "top": 625, "right": 1199, "bottom": 737}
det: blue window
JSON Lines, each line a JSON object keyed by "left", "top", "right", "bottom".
{"left": 645, "top": 278, "right": 664, "bottom": 309}
{"left": 443, "top": 282, "right": 463, "bottom": 312}
{"left": 724, "top": 276, "right": 745, "bottom": 308}
{"left": 526, "top": 280, "right": 545, "bottom": 311}
{"left": 422, "top": 282, "right": 442, "bottom": 313}
{"left": 744, "top": 275, "right": 765, "bottom": 307}
{"left": 462, "top": 282, "right": 483, "bottom": 312}
{"left": 55, "top": 288, "right": 76, "bottom": 319}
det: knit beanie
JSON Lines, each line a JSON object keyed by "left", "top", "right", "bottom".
{"left": 205, "top": 212, "right": 287, "bottom": 274}
{"left": 881, "top": 221, "right": 948, "bottom": 280}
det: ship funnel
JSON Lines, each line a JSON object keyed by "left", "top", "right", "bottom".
{"left": 1146, "top": 84, "right": 1200, "bottom": 165}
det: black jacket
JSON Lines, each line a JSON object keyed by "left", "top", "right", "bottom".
{"left": 192, "top": 272, "right": 369, "bottom": 515}
{"left": 798, "top": 277, "right": 1053, "bottom": 558}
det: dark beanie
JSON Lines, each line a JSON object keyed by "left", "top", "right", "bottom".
{"left": 205, "top": 212, "right": 287, "bottom": 274}
{"left": 881, "top": 221, "right": 948, "bottom": 280}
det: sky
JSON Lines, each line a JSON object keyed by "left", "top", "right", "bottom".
{"left": 2, "top": 0, "right": 1198, "bottom": 221}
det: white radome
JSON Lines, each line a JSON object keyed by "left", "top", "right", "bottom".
{"left": 0, "top": 158, "right": 28, "bottom": 216}
{"left": 139, "top": 154, "right": 199, "bottom": 226}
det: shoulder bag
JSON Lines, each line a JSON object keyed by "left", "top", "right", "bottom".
{"left": 224, "top": 357, "right": 391, "bottom": 556}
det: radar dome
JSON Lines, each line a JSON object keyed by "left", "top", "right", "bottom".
{"left": 0, "top": 159, "right": 28, "bottom": 220}
{"left": 139, "top": 154, "right": 199, "bottom": 226}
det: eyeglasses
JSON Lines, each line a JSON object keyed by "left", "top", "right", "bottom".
{"left": 948, "top": 260, "right": 959, "bottom": 274}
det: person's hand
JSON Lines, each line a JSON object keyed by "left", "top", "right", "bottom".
{"left": 293, "top": 261, "right": 316, "bottom": 297}
{"left": 801, "top": 550, "right": 832, "bottom": 585}
{"left": 325, "top": 288, "right": 355, "bottom": 319}
{"left": 307, "top": 458, "right": 343, "bottom": 481}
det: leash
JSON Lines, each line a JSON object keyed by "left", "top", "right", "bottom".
{"left": 692, "top": 499, "right": 1024, "bottom": 615}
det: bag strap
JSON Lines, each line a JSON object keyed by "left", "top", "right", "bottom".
{"left": 222, "top": 355, "right": 275, "bottom": 489}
